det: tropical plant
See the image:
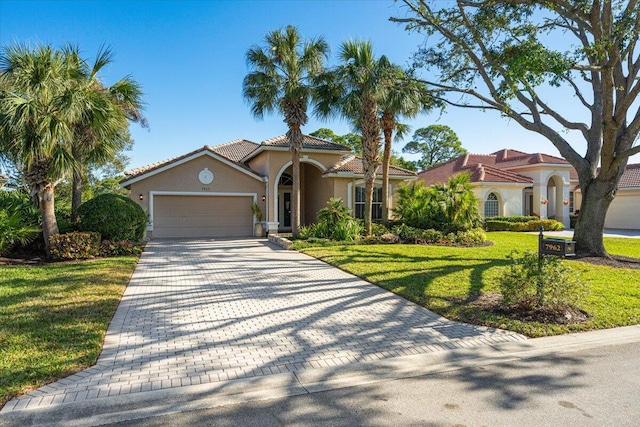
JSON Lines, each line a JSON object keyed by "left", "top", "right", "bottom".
{"left": 309, "top": 198, "right": 362, "bottom": 241}
{"left": 76, "top": 194, "right": 147, "bottom": 241}
{"left": 431, "top": 173, "right": 481, "bottom": 232}
{"left": 65, "top": 45, "right": 146, "bottom": 222}
{"left": 250, "top": 202, "right": 263, "bottom": 222}
{"left": 393, "top": 181, "right": 438, "bottom": 229}
{"left": 498, "top": 251, "right": 587, "bottom": 313}
{"left": 0, "top": 210, "right": 41, "bottom": 255}
{"left": 314, "top": 40, "right": 388, "bottom": 236}
{"left": 378, "top": 62, "right": 432, "bottom": 222}
{"left": 0, "top": 44, "right": 80, "bottom": 248}
{"left": 243, "top": 26, "right": 329, "bottom": 238}
{"left": 402, "top": 125, "right": 467, "bottom": 170}
{"left": 392, "top": 1, "right": 640, "bottom": 257}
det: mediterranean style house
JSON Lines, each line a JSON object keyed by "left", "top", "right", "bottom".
{"left": 417, "top": 149, "right": 640, "bottom": 230}
{"left": 121, "top": 134, "right": 416, "bottom": 238}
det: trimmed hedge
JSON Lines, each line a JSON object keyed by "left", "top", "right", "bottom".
{"left": 486, "top": 215, "right": 539, "bottom": 223}
{"left": 77, "top": 194, "right": 147, "bottom": 241}
{"left": 485, "top": 219, "right": 564, "bottom": 232}
{"left": 49, "top": 232, "right": 101, "bottom": 260}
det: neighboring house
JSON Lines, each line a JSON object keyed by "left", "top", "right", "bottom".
{"left": 417, "top": 149, "right": 640, "bottom": 230}
{"left": 0, "top": 174, "right": 7, "bottom": 189}
{"left": 121, "top": 134, "right": 416, "bottom": 238}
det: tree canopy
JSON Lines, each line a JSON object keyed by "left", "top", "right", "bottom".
{"left": 392, "top": 0, "right": 640, "bottom": 257}
{"left": 403, "top": 125, "right": 467, "bottom": 170}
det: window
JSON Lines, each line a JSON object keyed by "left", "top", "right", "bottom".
{"left": 355, "top": 186, "right": 382, "bottom": 220}
{"left": 279, "top": 173, "right": 293, "bottom": 186}
{"left": 569, "top": 191, "right": 574, "bottom": 213}
{"left": 484, "top": 192, "right": 499, "bottom": 217}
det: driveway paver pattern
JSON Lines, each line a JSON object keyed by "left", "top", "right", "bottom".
{"left": 3, "top": 239, "right": 526, "bottom": 412}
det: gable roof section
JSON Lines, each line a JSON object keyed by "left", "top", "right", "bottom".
{"left": 619, "top": 163, "right": 640, "bottom": 188}
{"left": 243, "top": 134, "right": 353, "bottom": 162}
{"left": 323, "top": 155, "right": 416, "bottom": 178}
{"left": 121, "top": 145, "right": 266, "bottom": 187}
{"left": 211, "top": 139, "right": 259, "bottom": 162}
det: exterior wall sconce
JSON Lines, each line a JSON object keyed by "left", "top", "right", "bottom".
{"left": 262, "top": 195, "right": 266, "bottom": 201}
{"left": 540, "top": 199, "right": 548, "bottom": 205}
{"left": 563, "top": 199, "right": 570, "bottom": 205}
{"left": 139, "top": 194, "right": 144, "bottom": 201}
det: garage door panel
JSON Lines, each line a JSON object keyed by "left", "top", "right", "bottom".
{"left": 153, "top": 195, "right": 253, "bottom": 238}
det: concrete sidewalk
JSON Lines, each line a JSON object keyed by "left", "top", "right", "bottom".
{"left": 2, "top": 238, "right": 525, "bottom": 422}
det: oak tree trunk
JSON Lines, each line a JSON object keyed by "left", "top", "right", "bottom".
{"left": 573, "top": 177, "right": 617, "bottom": 257}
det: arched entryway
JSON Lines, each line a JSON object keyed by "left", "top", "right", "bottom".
{"left": 273, "top": 160, "right": 331, "bottom": 232}
{"left": 546, "top": 175, "right": 566, "bottom": 225}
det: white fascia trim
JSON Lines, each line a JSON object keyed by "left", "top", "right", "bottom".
{"left": 121, "top": 150, "right": 266, "bottom": 187}
{"left": 477, "top": 181, "right": 532, "bottom": 188}
{"left": 505, "top": 163, "right": 573, "bottom": 172}
{"left": 147, "top": 191, "right": 257, "bottom": 231}
{"left": 324, "top": 172, "right": 415, "bottom": 179}
{"left": 243, "top": 146, "right": 352, "bottom": 162}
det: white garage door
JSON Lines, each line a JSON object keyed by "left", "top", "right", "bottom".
{"left": 605, "top": 192, "right": 640, "bottom": 229}
{"left": 153, "top": 195, "right": 254, "bottom": 238}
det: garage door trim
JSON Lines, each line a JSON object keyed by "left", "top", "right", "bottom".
{"left": 148, "top": 191, "right": 257, "bottom": 232}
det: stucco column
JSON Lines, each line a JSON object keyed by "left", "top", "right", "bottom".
{"left": 533, "top": 183, "right": 547, "bottom": 218}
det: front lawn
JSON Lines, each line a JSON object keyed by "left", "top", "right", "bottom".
{"left": 0, "top": 257, "right": 138, "bottom": 407}
{"left": 298, "top": 233, "right": 640, "bottom": 338}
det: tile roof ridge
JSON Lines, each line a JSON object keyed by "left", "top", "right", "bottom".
{"left": 213, "top": 138, "right": 258, "bottom": 149}
{"left": 261, "top": 134, "right": 286, "bottom": 145}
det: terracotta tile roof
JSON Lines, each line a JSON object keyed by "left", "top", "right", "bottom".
{"left": 261, "top": 134, "right": 352, "bottom": 151}
{"left": 619, "top": 163, "right": 640, "bottom": 188}
{"left": 323, "top": 155, "right": 416, "bottom": 177}
{"left": 211, "top": 139, "right": 259, "bottom": 162}
{"left": 490, "top": 149, "right": 570, "bottom": 166}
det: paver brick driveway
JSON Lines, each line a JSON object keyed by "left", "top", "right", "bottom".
{"left": 3, "top": 239, "right": 526, "bottom": 412}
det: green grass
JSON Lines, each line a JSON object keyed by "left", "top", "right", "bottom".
{"left": 298, "top": 233, "right": 640, "bottom": 338}
{"left": 0, "top": 257, "right": 138, "bottom": 407}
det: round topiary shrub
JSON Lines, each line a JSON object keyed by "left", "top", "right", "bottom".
{"left": 77, "top": 194, "right": 147, "bottom": 241}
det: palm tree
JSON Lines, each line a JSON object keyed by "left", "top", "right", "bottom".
{"left": 65, "top": 45, "right": 146, "bottom": 222}
{"left": 431, "top": 173, "right": 481, "bottom": 232}
{"left": 0, "top": 44, "right": 81, "bottom": 248}
{"left": 243, "top": 26, "right": 329, "bottom": 237}
{"left": 315, "top": 40, "right": 387, "bottom": 236}
{"left": 378, "top": 62, "right": 431, "bottom": 222}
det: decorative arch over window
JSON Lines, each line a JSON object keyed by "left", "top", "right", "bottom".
{"left": 484, "top": 192, "right": 499, "bottom": 217}
{"left": 279, "top": 173, "right": 293, "bottom": 186}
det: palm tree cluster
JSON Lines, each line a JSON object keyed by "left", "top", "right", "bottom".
{"left": 0, "top": 43, "right": 145, "bottom": 250}
{"left": 243, "top": 26, "right": 434, "bottom": 237}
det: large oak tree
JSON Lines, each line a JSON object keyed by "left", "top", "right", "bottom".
{"left": 392, "top": 0, "right": 640, "bottom": 257}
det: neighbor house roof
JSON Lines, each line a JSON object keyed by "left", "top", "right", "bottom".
{"left": 323, "top": 155, "right": 416, "bottom": 177}
{"left": 618, "top": 163, "right": 640, "bottom": 188}
{"left": 418, "top": 150, "right": 571, "bottom": 185}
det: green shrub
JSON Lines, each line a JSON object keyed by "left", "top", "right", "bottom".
{"left": 308, "top": 198, "right": 362, "bottom": 241}
{"left": 77, "top": 194, "right": 147, "bottom": 241}
{"left": 490, "top": 215, "right": 539, "bottom": 223}
{"left": 99, "top": 240, "right": 143, "bottom": 256}
{"left": 420, "top": 228, "right": 443, "bottom": 243}
{"left": 485, "top": 219, "right": 564, "bottom": 232}
{"left": 498, "top": 251, "right": 586, "bottom": 312}
{"left": 392, "top": 224, "right": 424, "bottom": 242}
{"left": 0, "top": 192, "right": 41, "bottom": 254}
{"left": 453, "top": 228, "right": 487, "bottom": 246}
{"left": 370, "top": 222, "right": 390, "bottom": 237}
{"left": 48, "top": 232, "right": 101, "bottom": 260}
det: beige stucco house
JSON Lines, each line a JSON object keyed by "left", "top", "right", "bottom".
{"left": 417, "top": 149, "right": 640, "bottom": 230}
{"left": 121, "top": 134, "right": 416, "bottom": 238}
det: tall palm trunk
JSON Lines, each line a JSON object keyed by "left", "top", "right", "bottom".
{"left": 284, "top": 102, "right": 307, "bottom": 238}
{"left": 380, "top": 111, "right": 395, "bottom": 223}
{"left": 71, "top": 143, "right": 83, "bottom": 223}
{"left": 360, "top": 95, "right": 381, "bottom": 236}
{"left": 26, "top": 162, "right": 59, "bottom": 251}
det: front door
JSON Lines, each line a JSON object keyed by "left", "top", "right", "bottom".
{"left": 279, "top": 191, "right": 291, "bottom": 230}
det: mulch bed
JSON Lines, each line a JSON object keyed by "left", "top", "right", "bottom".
{"left": 470, "top": 292, "right": 591, "bottom": 325}
{"left": 573, "top": 254, "right": 640, "bottom": 270}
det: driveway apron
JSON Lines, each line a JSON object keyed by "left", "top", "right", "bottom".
{"left": 3, "top": 239, "right": 526, "bottom": 412}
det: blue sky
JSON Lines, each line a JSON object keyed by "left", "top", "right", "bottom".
{"left": 2, "top": 0, "right": 632, "bottom": 171}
